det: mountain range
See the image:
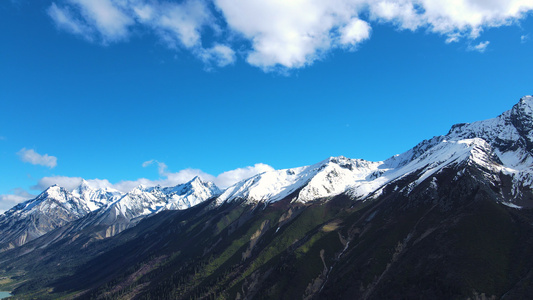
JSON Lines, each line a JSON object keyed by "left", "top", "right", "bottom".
{"left": 1, "top": 96, "right": 533, "bottom": 299}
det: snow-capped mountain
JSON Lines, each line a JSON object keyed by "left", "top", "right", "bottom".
{"left": 79, "top": 176, "right": 222, "bottom": 237}
{"left": 70, "top": 179, "right": 124, "bottom": 211}
{"left": 371, "top": 95, "right": 533, "bottom": 206}
{"left": 215, "top": 139, "right": 500, "bottom": 206}
{"left": 0, "top": 177, "right": 221, "bottom": 250}
{"left": 217, "top": 96, "right": 533, "bottom": 208}
{"left": 2, "top": 95, "right": 532, "bottom": 252}
{"left": 0, "top": 185, "right": 95, "bottom": 250}
{"left": 447, "top": 95, "right": 533, "bottom": 168}
{"left": 217, "top": 156, "right": 381, "bottom": 204}
{"left": 4, "top": 95, "right": 533, "bottom": 300}
{"left": 151, "top": 176, "right": 222, "bottom": 210}
{"left": 94, "top": 176, "right": 221, "bottom": 222}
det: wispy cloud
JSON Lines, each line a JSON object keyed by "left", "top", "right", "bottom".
{"left": 49, "top": 0, "right": 218, "bottom": 60}
{"left": 48, "top": 0, "right": 133, "bottom": 43}
{"left": 47, "top": 3, "right": 94, "bottom": 41}
{"left": 521, "top": 34, "right": 530, "bottom": 43}
{"left": 199, "top": 44, "right": 236, "bottom": 69}
{"left": 17, "top": 148, "right": 57, "bottom": 168}
{"left": 41, "top": 0, "right": 533, "bottom": 69}
{"left": 467, "top": 41, "right": 490, "bottom": 53}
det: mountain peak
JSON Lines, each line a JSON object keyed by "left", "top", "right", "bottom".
{"left": 510, "top": 95, "right": 533, "bottom": 132}
{"left": 324, "top": 155, "right": 349, "bottom": 164}
{"left": 189, "top": 176, "right": 203, "bottom": 184}
{"left": 512, "top": 95, "right": 533, "bottom": 117}
{"left": 132, "top": 184, "right": 147, "bottom": 192}
{"left": 76, "top": 179, "right": 92, "bottom": 192}
{"left": 43, "top": 184, "right": 65, "bottom": 196}
{"left": 518, "top": 95, "right": 533, "bottom": 105}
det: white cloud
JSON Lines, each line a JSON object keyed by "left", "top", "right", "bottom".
{"left": 132, "top": 4, "right": 154, "bottom": 22}
{"left": 150, "top": 0, "right": 212, "bottom": 49}
{"left": 368, "top": 1, "right": 420, "bottom": 30}
{"left": 49, "top": 0, "right": 217, "bottom": 63}
{"left": 45, "top": 0, "right": 533, "bottom": 70}
{"left": 199, "top": 44, "right": 236, "bottom": 68}
{"left": 32, "top": 162, "right": 274, "bottom": 194}
{"left": 212, "top": 0, "right": 533, "bottom": 69}
{"left": 214, "top": 163, "right": 275, "bottom": 188}
{"left": 467, "top": 40, "right": 490, "bottom": 52}
{"left": 17, "top": 148, "right": 57, "bottom": 168}
{"left": 48, "top": 0, "right": 133, "bottom": 43}
{"left": 34, "top": 176, "right": 86, "bottom": 191}
{"left": 142, "top": 159, "right": 168, "bottom": 176}
{"left": 214, "top": 0, "right": 363, "bottom": 69}
{"left": 339, "top": 18, "right": 372, "bottom": 47}
{"left": 0, "top": 188, "right": 35, "bottom": 214}
{"left": 522, "top": 34, "right": 529, "bottom": 43}
{"left": 417, "top": 0, "right": 533, "bottom": 39}
{"left": 141, "top": 159, "right": 154, "bottom": 168}
{"left": 68, "top": 0, "right": 133, "bottom": 42}
{"left": 47, "top": 3, "right": 94, "bottom": 41}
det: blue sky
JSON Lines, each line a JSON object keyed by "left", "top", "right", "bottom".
{"left": 1, "top": 0, "right": 532, "bottom": 211}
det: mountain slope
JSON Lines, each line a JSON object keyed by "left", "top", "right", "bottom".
{"left": 217, "top": 156, "right": 381, "bottom": 204}
{"left": 80, "top": 176, "right": 222, "bottom": 237}
{"left": 22, "top": 157, "right": 533, "bottom": 300}
{"left": 1, "top": 95, "right": 533, "bottom": 299}
{"left": 0, "top": 185, "right": 94, "bottom": 250}
{"left": 215, "top": 96, "right": 533, "bottom": 209}
{"left": 0, "top": 177, "right": 221, "bottom": 250}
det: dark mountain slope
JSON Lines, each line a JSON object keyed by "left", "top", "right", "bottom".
{"left": 5, "top": 158, "right": 529, "bottom": 299}
{"left": 1, "top": 96, "right": 533, "bottom": 299}
{"left": 319, "top": 163, "right": 533, "bottom": 299}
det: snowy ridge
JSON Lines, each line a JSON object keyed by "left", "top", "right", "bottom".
{"left": 350, "top": 138, "right": 503, "bottom": 199}
{"left": 0, "top": 185, "right": 97, "bottom": 249}
{"left": 215, "top": 137, "right": 504, "bottom": 206}
{"left": 217, "top": 156, "right": 382, "bottom": 205}
{"left": 447, "top": 95, "right": 533, "bottom": 168}
{"left": 217, "top": 96, "right": 533, "bottom": 207}
{"left": 0, "top": 177, "right": 221, "bottom": 248}
{"left": 78, "top": 176, "right": 222, "bottom": 231}
{"left": 71, "top": 179, "right": 124, "bottom": 211}
{"left": 151, "top": 176, "right": 222, "bottom": 210}
{"left": 2, "top": 185, "right": 93, "bottom": 221}
{"left": 2, "top": 95, "right": 533, "bottom": 249}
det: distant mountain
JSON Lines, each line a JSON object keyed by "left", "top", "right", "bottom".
{"left": 79, "top": 176, "right": 221, "bottom": 237}
{"left": 0, "top": 177, "right": 221, "bottom": 250}
{"left": 1, "top": 96, "right": 533, "bottom": 299}
{"left": 0, "top": 185, "right": 98, "bottom": 250}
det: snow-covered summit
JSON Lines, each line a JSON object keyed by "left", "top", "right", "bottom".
{"left": 445, "top": 95, "right": 533, "bottom": 169}
{"left": 217, "top": 96, "right": 533, "bottom": 206}
{"left": 217, "top": 156, "right": 381, "bottom": 204}
{"left": 0, "top": 177, "right": 221, "bottom": 248}
{"left": 162, "top": 176, "right": 221, "bottom": 210}
{"left": 3, "top": 95, "right": 533, "bottom": 249}
{"left": 3, "top": 185, "right": 91, "bottom": 220}
{"left": 81, "top": 176, "right": 222, "bottom": 232}
{"left": 71, "top": 179, "right": 123, "bottom": 211}
{"left": 0, "top": 185, "right": 96, "bottom": 249}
